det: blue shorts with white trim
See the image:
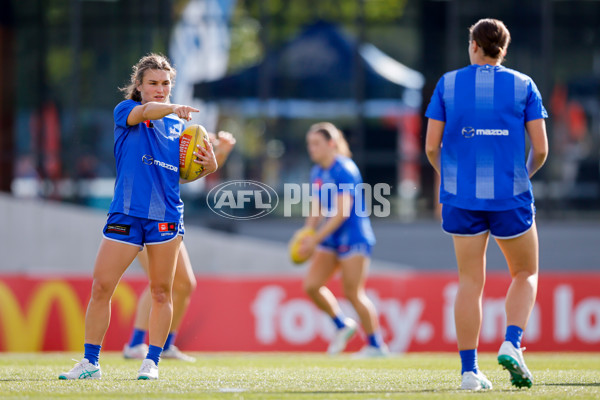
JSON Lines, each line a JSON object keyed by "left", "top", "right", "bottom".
{"left": 319, "top": 239, "right": 372, "bottom": 259}
{"left": 103, "top": 212, "right": 184, "bottom": 249}
{"left": 441, "top": 203, "right": 535, "bottom": 239}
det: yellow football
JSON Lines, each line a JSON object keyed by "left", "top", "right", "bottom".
{"left": 289, "top": 227, "right": 316, "bottom": 265}
{"left": 179, "top": 124, "right": 209, "bottom": 180}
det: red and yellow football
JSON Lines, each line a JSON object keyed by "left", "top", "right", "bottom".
{"left": 179, "top": 124, "right": 209, "bottom": 180}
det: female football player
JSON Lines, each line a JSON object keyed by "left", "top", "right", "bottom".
{"left": 295, "top": 122, "right": 387, "bottom": 357}
{"left": 59, "top": 53, "right": 217, "bottom": 380}
{"left": 425, "top": 18, "right": 548, "bottom": 390}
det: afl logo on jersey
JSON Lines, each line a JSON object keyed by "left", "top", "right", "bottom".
{"left": 142, "top": 155, "right": 154, "bottom": 165}
{"left": 462, "top": 127, "right": 475, "bottom": 138}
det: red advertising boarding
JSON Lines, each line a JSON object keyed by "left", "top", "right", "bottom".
{"left": 0, "top": 273, "right": 599, "bottom": 353}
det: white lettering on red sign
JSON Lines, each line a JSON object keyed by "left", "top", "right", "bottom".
{"left": 554, "top": 284, "right": 600, "bottom": 343}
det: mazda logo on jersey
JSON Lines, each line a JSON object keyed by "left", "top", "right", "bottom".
{"left": 462, "top": 127, "right": 475, "bottom": 138}
{"left": 141, "top": 155, "right": 177, "bottom": 172}
{"left": 142, "top": 155, "right": 154, "bottom": 165}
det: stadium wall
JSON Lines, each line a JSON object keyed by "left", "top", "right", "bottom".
{"left": 1, "top": 273, "right": 599, "bottom": 353}
{"left": 2, "top": 195, "right": 599, "bottom": 353}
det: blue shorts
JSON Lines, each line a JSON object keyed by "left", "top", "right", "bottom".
{"left": 103, "top": 213, "right": 184, "bottom": 249}
{"left": 442, "top": 203, "right": 535, "bottom": 239}
{"left": 318, "top": 238, "right": 372, "bottom": 259}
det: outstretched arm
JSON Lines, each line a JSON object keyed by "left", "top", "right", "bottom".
{"left": 127, "top": 102, "right": 199, "bottom": 126}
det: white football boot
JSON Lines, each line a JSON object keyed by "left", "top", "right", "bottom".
{"left": 497, "top": 341, "right": 533, "bottom": 388}
{"left": 162, "top": 345, "right": 196, "bottom": 362}
{"left": 327, "top": 318, "right": 358, "bottom": 355}
{"left": 137, "top": 359, "right": 159, "bottom": 380}
{"left": 59, "top": 359, "right": 102, "bottom": 380}
{"left": 123, "top": 343, "right": 149, "bottom": 360}
{"left": 353, "top": 343, "right": 390, "bottom": 358}
{"left": 460, "top": 371, "right": 493, "bottom": 390}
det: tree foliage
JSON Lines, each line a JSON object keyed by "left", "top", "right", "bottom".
{"left": 228, "top": 0, "right": 408, "bottom": 72}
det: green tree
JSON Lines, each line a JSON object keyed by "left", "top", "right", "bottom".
{"left": 228, "top": 0, "right": 408, "bottom": 72}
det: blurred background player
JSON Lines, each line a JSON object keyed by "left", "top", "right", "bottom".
{"left": 59, "top": 53, "right": 217, "bottom": 380}
{"left": 123, "top": 131, "right": 236, "bottom": 362}
{"left": 425, "top": 19, "right": 548, "bottom": 390}
{"left": 295, "top": 122, "right": 388, "bottom": 357}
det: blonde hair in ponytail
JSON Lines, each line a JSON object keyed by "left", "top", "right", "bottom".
{"left": 309, "top": 122, "right": 352, "bottom": 158}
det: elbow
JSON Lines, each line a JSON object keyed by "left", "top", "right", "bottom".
{"left": 425, "top": 147, "right": 436, "bottom": 160}
{"left": 425, "top": 146, "right": 439, "bottom": 164}
{"left": 425, "top": 142, "right": 440, "bottom": 159}
{"left": 533, "top": 146, "right": 549, "bottom": 165}
{"left": 537, "top": 150, "right": 549, "bottom": 165}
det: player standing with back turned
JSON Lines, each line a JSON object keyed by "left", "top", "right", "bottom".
{"left": 425, "top": 19, "right": 548, "bottom": 390}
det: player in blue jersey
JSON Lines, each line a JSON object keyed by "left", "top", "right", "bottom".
{"left": 295, "top": 122, "right": 388, "bottom": 357}
{"left": 425, "top": 19, "right": 548, "bottom": 390}
{"left": 123, "top": 131, "right": 236, "bottom": 362}
{"left": 59, "top": 53, "right": 217, "bottom": 381}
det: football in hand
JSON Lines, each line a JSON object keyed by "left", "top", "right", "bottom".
{"left": 179, "top": 124, "right": 209, "bottom": 180}
{"left": 289, "top": 227, "right": 316, "bottom": 265}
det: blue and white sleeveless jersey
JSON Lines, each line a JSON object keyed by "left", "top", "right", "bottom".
{"left": 311, "top": 155, "right": 375, "bottom": 245}
{"left": 426, "top": 64, "right": 548, "bottom": 210}
{"left": 109, "top": 100, "right": 184, "bottom": 221}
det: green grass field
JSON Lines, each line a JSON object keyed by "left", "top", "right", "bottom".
{"left": 1, "top": 352, "right": 599, "bottom": 399}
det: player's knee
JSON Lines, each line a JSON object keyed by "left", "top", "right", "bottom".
{"left": 512, "top": 269, "right": 538, "bottom": 282}
{"left": 342, "top": 287, "right": 361, "bottom": 304}
{"left": 173, "top": 275, "right": 196, "bottom": 297}
{"left": 90, "top": 279, "right": 115, "bottom": 302}
{"left": 303, "top": 281, "right": 320, "bottom": 297}
{"left": 150, "top": 284, "right": 172, "bottom": 304}
{"left": 459, "top": 274, "right": 485, "bottom": 290}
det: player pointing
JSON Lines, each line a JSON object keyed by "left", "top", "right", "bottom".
{"left": 59, "top": 53, "right": 217, "bottom": 380}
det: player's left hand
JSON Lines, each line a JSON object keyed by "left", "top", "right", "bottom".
{"left": 193, "top": 139, "right": 218, "bottom": 174}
